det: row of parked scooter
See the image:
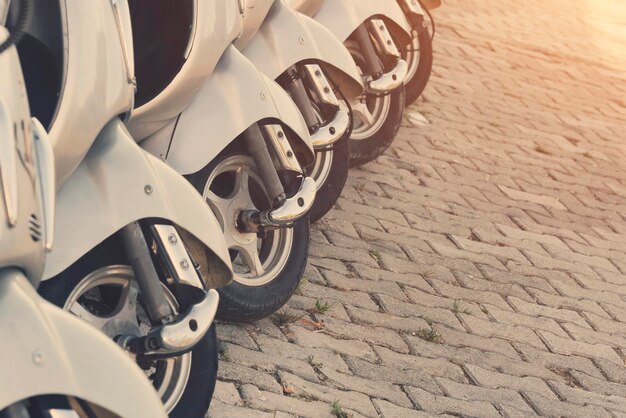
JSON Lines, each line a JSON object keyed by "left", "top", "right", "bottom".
{"left": 0, "top": 0, "right": 439, "bottom": 416}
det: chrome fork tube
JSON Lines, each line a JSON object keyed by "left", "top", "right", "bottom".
{"left": 354, "top": 24, "right": 384, "bottom": 79}
{"left": 242, "top": 124, "right": 286, "bottom": 208}
{"left": 120, "top": 222, "right": 173, "bottom": 323}
{"left": 285, "top": 66, "right": 320, "bottom": 133}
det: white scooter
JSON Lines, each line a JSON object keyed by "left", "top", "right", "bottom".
{"left": 290, "top": 0, "right": 415, "bottom": 167}
{"left": 127, "top": 0, "right": 317, "bottom": 323}
{"left": 11, "top": 0, "right": 234, "bottom": 416}
{"left": 396, "top": 0, "right": 437, "bottom": 105}
{"left": 0, "top": 8, "right": 166, "bottom": 418}
{"left": 235, "top": 0, "right": 363, "bottom": 222}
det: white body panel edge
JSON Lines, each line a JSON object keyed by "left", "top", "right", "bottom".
{"left": 0, "top": 271, "right": 166, "bottom": 417}
{"left": 141, "top": 46, "right": 313, "bottom": 176}
{"left": 42, "top": 119, "right": 232, "bottom": 280}
{"left": 312, "top": 0, "right": 412, "bottom": 44}
{"left": 240, "top": 0, "right": 363, "bottom": 98}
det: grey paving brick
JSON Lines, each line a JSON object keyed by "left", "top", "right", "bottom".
{"left": 239, "top": 384, "right": 342, "bottom": 418}
{"left": 218, "top": 362, "right": 282, "bottom": 394}
{"left": 372, "top": 399, "right": 442, "bottom": 418}
{"left": 463, "top": 364, "right": 557, "bottom": 399}
{"left": 537, "top": 330, "right": 623, "bottom": 364}
{"left": 212, "top": 381, "right": 243, "bottom": 406}
{"left": 288, "top": 326, "right": 378, "bottom": 362}
{"left": 374, "top": 345, "right": 468, "bottom": 383}
{"left": 207, "top": 400, "right": 274, "bottom": 418}
{"left": 436, "top": 377, "right": 534, "bottom": 413}
{"left": 278, "top": 371, "right": 379, "bottom": 417}
{"left": 405, "top": 386, "right": 501, "bottom": 418}
{"left": 255, "top": 334, "right": 351, "bottom": 375}
{"left": 322, "top": 317, "right": 410, "bottom": 354}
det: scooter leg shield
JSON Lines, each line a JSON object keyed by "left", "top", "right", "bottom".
{"left": 42, "top": 118, "right": 233, "bottom": 286}
{"left": 140, "top": 45, "right": 315, "bottom": 175}
{"left": 313, "top": 0, "right": 412, "bottom": 46}
{"left": 288, "top": 0, "right": 325, "bottom": 17}
{"left": 239, "top": 0, "right": 363, "bottom": 99}
{"left": 0, "top": 270, "right": 166, "bottom": 417}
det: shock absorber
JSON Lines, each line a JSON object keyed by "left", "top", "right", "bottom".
{"left": 242, "top": 123, "right": 286, "bottom": 209}
{"left": 354, "top": 24, "right": 385, "bottom": 80}
{"left": 284, "top": 66, "right": 321, "bottom": 134}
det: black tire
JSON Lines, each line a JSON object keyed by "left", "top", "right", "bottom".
{"left": 403, "top": 28, "right": 433, "bottom": 106}
{"left": 215, "top": 217, "right": 309, "bottom": 322}
{"left": 188, "top": 148, "right": 310, "bottom": 323}
{"left": 349, "top": 84, "right": 405, "bottom": 168}
{"left": 307, "top": 134, "right": 350, "bottom": 223}
{"left": 169, "top": 324, "right": 218, "bottom": 418}
{"left": 38, "top": 242, "right": 218, "bottom": 418}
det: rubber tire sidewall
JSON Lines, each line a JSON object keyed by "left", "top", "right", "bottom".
{"left": 214, "top": 217, "right": 309, "bottom": 322}
{"left": 169, "top": 324, "right": 218, "bottom": 418}
{"left": 38, "top": 247, "right": 218, "bottom": 418}
{"left": 308, "top": 134, "right": 350, "bottom": 224}
{"left": 404, "top": 28, "right": 433, "bottom": 106}
{"left": 349, "top": 85, "right": 405, "bottom": 168}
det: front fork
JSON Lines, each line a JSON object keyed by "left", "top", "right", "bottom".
{"left": 283, "top": 64, "right": 351, "bottom": 149}
{"left": 237, "top": 66, "right": 352, "bottom": 234}
{"left": 119, "top": 222, "right": 219, "bottom": 358}
{"left": 238, "top": 123, "right": 316, "bottom": 234}
{"left": 353, "top": 20, "right": 408, "bottom": 93}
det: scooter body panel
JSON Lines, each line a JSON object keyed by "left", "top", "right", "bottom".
{"left": 239, "top": 0, "right": 363, "bottom": 98}
{"left": 140, "top": 45, "right": 314, "bottom": 176}
{"left": 236, "top": 0, "right": 275, "bottom": 49}
{"left": 128, "top": 0, "right": 244, "bottom": 141}
{"left": 0, "top": 270, "right": 166, "bottom": 417}
{"left": 0, "top": 32, "right": 46, "bottom": 282}
{"left": 288, "top": 0, "right": 324, "bottom": 17}
{"left": 42, "top": 118, "right": 233, "bottom": 282}
{"left": 49, "top": 0, "right": 135, "bottom": 187}
{"left": 304, "top": 0, "right": 412, "bottom": 45}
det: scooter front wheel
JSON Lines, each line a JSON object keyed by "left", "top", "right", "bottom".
{"left": 38, "top": 251, "right": 218, "bottom": 418}
{"left": 189, "top": 152, "right": 309, "bottom": 322}
{"left": 403, "top": 28, "right": 433, "bottom": 106}
{"left": 307, "top": 133, "right": 350, "bottom": 223}
{"left": 345, "top": 40, "right": 406, "bottom": 168}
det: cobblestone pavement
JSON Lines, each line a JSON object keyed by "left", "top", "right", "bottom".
{"left": 209, "top": 1, "right": 626, "bottom": 416}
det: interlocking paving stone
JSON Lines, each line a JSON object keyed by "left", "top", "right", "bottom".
{"left": 405, "top": 386, "right": 501, "bottom": 418}
{"left": 278, "top": 371, "right": 379, "bottom": 417}
{"left": 209, "top": 1, "right": 626, "bottom": 416}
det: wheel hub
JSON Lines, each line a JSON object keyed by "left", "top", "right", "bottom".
{"left": 226, "top": 197, "right": 258, "bottom": 246}
{"left": 101, "top": 318, "right": 142, "bottom": 341}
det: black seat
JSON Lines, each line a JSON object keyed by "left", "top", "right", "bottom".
{"left": 129, "top": 0, "right": 194, "bottom": 107}
{"left": 17, "top": 34, "right": 60, "bottom": 129}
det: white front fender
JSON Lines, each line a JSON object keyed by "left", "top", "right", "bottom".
{"left": 140, "top": 45, "right": 314, "bottom": 176}
{"left": 313, "top": 0, "right": 412, "bottom": 45}
{"left": 43, "top": 119, "right": 232, "bottom": 282}
{"left": 239, "top": 0, "right": 363, "bottom": 99}
{"left": 0, "top": 270, "right": 166, "bottom": 417}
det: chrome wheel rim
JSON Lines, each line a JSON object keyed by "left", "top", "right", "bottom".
{"left": 63, "top": 266, "right": 191, "bottom": 413}
{"left": 202, "top": 154, "right": 293, "bottom": 287}
{"left": 404, "top": 30, "right": 421, "bottom": 85}
{"left": 307, "top": 98, "right": 338, "bottom": 190}
{"left": 345, "top": 40, "right": 392, "bottom": 140}
{"left": 310, "top": 148, "right": 334, "bottom": 190}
